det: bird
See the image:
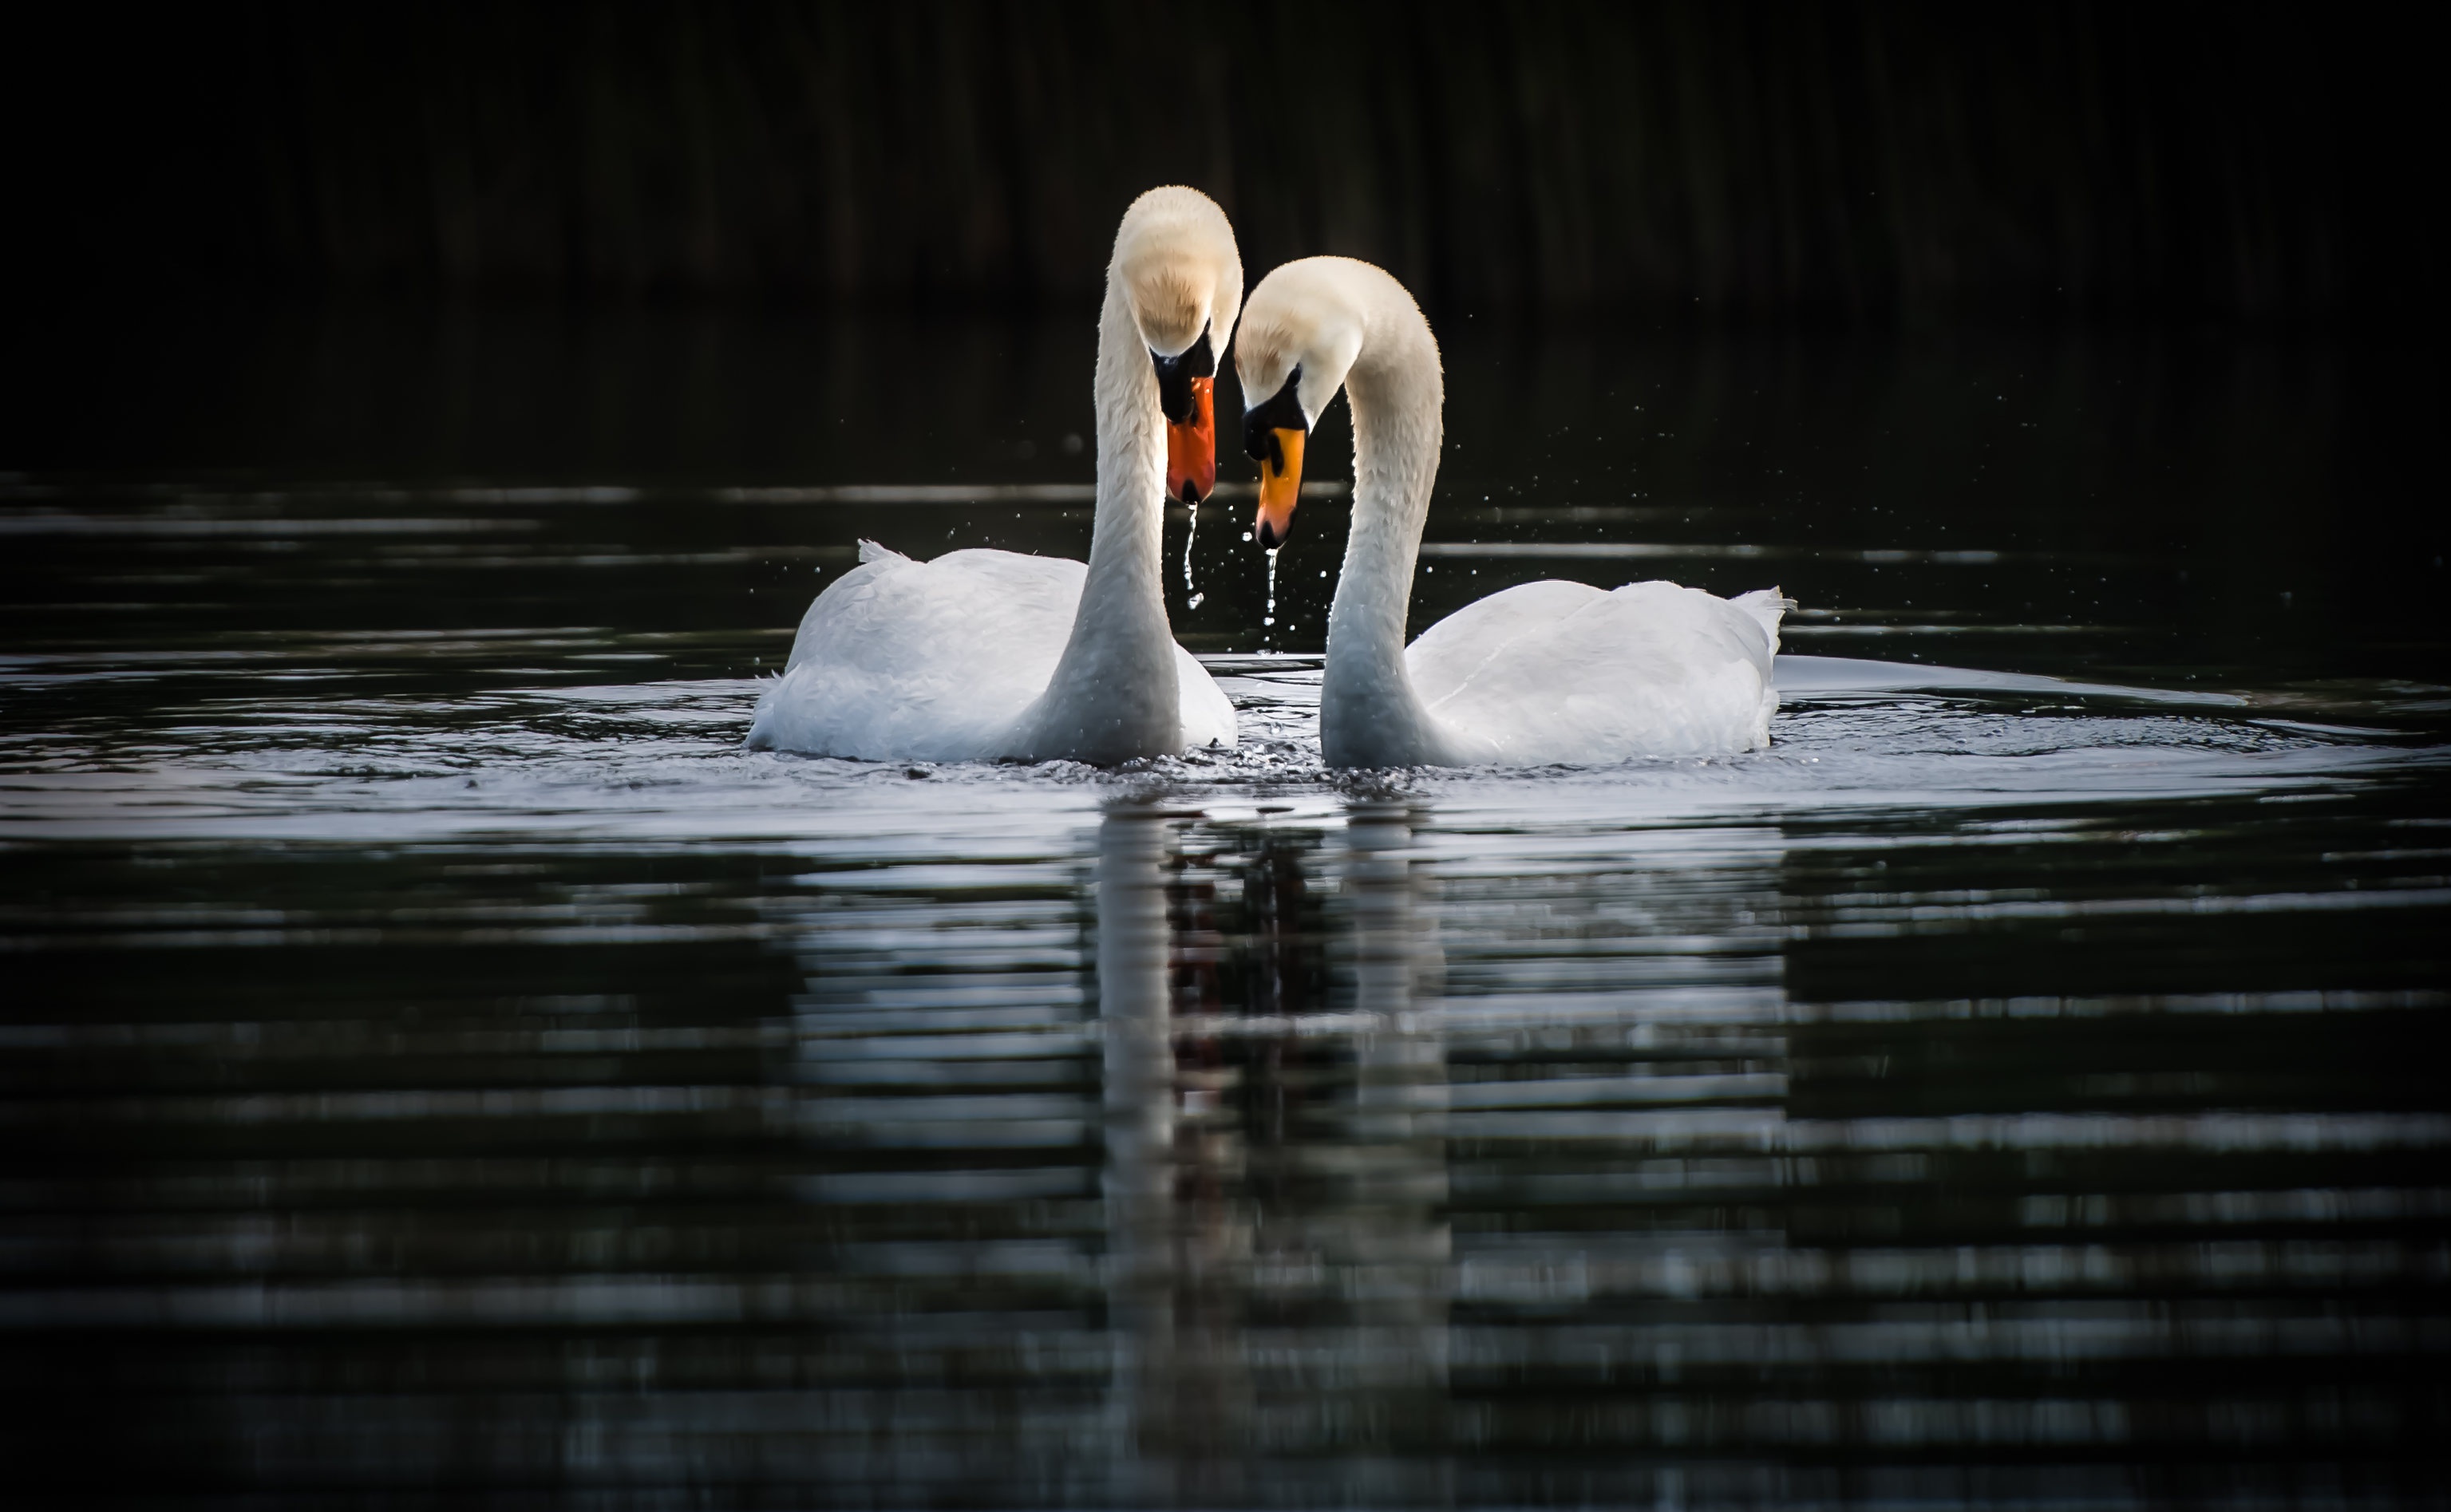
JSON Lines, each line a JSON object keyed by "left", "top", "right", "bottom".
{"left": 745, "top": 187, "right": 1240, "bottom": 764}
{"left": 1231, "top": 256, "right": 1789, "bottom": 768}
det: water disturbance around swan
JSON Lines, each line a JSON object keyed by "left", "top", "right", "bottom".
{"left": 1263, "top": 543, "right": 1281, "bottom": 645}
{"left": 3, "top": 311, "right": 2442, "bottom": 1505}
{"left": 1182, "top": 496, "right": 1200, "bottom": 610}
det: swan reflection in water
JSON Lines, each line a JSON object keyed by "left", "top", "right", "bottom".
{"left": 766, "top": 786, "right": 2435, "bottom": 1503}
{"left": 1098, "top": 798, "right": 1451, "bottom": 1502}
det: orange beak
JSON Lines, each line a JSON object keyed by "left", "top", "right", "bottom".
{"left": 1254, "top": 428, "right": 1304, "bottom": 549}
{"left": 1166, "top": 377, "right": 1216, "bottom": 504}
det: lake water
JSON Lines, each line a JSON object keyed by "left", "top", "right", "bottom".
{"left": 3, "top": 308, "right": 2445, "bottom": 1506}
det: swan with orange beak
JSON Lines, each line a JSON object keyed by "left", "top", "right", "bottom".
{"left": 1238, "top": 288, "right": 1360, "bottom": 551}
{"left": 1235, "top": 255, "right": 1787, "bottom": 768}
{"left": 746, "top": 186, "right": 1243, "bottom": 764}
{"left": 1153, "top": 322, "right": 1217, "bottom": 505}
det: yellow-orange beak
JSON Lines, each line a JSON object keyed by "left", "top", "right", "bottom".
{"left": 1165, "top": 376, "right": 1216, "bottom": 504}
{"left": 1254, "top": 428, "right": 1304, "bottom": 549}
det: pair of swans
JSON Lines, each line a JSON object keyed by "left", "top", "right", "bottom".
{"left": 745, "top": 188, "right": 1785, "bottom": 769}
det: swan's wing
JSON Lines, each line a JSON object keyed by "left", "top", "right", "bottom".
{"left": 1726, "top": 587, "right": 1794, "bottom": 655}
{"left": 752, "top": 548, "right": 1086, "bottom": 760}
{"left": 1408, "top": 578, "right": 1610, "bottom": 707}
{"left": 1409, "top": 578, "right": 1787, "bottom": 761}
{"left": 1172, "top": 646, "right": 1238, "bottom": 751}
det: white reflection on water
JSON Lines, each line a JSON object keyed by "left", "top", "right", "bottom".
{"left": 7, "top": 303, "right": 2447, "bottom": 1498}
{"left": 841, "top": 803, "right": 1465, "bottom": 1502}
{"left": 1097, "top": 807, "right": 1182, "bottom": 1493}
{"left": 2, "top": 692, "right": 2443, "bottom": 1500}
{"left": 3, "top": 610, "right": 2446, "bottom": 1497}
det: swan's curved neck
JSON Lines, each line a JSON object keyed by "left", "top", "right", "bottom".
{"left": 1010, "top": 283, "right": 1180, "bottom": 762}
{"left": 1322, "top": 302, "right": 1453, "bottom": 768}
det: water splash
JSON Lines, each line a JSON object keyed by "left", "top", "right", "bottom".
{"left": 1262, "top": 546, "right": 1281, "bottom": 649}
{"left": 1182, "top": 500, "right": 1198, "bottom": 595}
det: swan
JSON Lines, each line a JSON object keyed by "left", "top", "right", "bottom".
{"left": 1233, "top": 257, "right": 1789, "bottom": 768}
{"left": 745, "top": 187, "right": 1240, "bottom": 764}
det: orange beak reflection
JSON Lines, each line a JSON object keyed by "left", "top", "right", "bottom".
{"left": 1254, "top": 427, "right": 1305, "bottom": 549}
{"left": 1166, "top": 377, "right": 1216, "bottom": 504}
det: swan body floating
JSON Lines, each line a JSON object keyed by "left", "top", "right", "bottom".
{"left": 1232, "top": 257, "right": 1789, "bottom": 768}
{"left": 747, "top": 187, "right": 1240, "bottom": 764}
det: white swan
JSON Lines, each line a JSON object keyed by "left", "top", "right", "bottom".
{"left": 1233, "top": 257, "right": 1789, "bottom": 768}
{"left": 745, "top": 187, "right": 1240, "bottom": 764}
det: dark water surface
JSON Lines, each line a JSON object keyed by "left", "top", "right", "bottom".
{"left": 3, "top": 310, "right": 2446, "bottom": 1506}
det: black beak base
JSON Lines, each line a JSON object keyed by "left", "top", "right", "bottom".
{"left": 1242, "top": 364, "right": 1307, "bottom": 468}
{"left": 1150, "top": 320, "right": 1216, "bottom": 424}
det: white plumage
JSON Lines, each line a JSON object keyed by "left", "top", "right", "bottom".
{"left": 1408, "top": 579, "right": 1789, "bottom": 763}
{"left": 749, "top": 543, "right": 1234, "bottom": 761}
{"left": 745, "top": 187, "right": 1241, "bottom": 764}
{"left": 1233, "top": 257, "right": 1788, "bottom": 768}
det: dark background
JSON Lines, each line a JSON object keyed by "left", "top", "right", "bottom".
{"left": 2, "top": 14, "right": 2447, "bottom": 1498}
{"left": 3, "top": 1, "right": 2432, "bottom": 321}
{"left": 2, "top": 2, "right": 2440, "bottom": 679}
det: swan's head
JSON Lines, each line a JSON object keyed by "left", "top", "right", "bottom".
{"left": 1232, "top": 259, "right": 1373, "bottom": 548}
{"left": 1113, "top": 187, "right": 1244, "bottom": 505}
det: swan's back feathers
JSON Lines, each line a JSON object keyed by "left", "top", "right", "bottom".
{"left": 750, "top": 546, "right": 1238, "bottom": 761}
{"left": 1729, "top": 587, "right": 1793, "bottom": 655}
{"left": 753, "top": 549, "right": 1085, "bottom": 760}
{"left": 1407, "top": 578, "right": 1785, "bottom": 762}
{"left": 1408, "top": 579, "right": 1609, "bottom": 709}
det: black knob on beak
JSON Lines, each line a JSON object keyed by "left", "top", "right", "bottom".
{"left": 1150, "top": 320, "right": 1215, "bottom": 424}
{"left": 1242, "top": 365, "right": 1307, "bottom": 464}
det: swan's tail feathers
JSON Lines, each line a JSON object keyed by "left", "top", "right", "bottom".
{"left": 856, "top": 539, "right": 911, "bottom": 566}
{"left": 1730, "top": 587, "right": 1795, "bottom": 656}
